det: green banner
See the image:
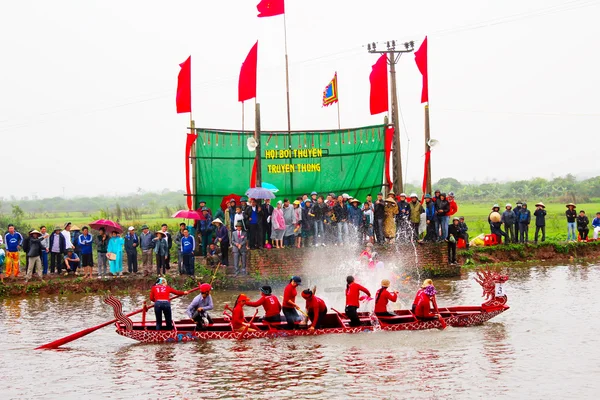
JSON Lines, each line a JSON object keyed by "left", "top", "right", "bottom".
{"left": 194, "top": 124, "right": 385, "bottom": 210}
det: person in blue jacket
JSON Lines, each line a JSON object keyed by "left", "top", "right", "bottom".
{"left": 198, "top": 207, "right": 213, "bottom": 257}
{"left": 423, "top": 194, "right": 436, "bottom": 242}
{"left": 348, "top": 199, "right": 364, "bottom": 242}
{"left": 78, "top": 226, "right": 94, "bottom": 279}
{"left": 180, "top": 229, "right": 196, "bottom": 276}
{"left": 518, "top": 203, "right": 532, "bottom": 243}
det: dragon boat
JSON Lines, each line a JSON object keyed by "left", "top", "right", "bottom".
{"left": 105, "top": 268, "right": 509, "bottom": 344}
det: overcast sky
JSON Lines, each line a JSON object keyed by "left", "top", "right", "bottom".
{"left": 1, "top": 0, "right": 599, "bottom": 198}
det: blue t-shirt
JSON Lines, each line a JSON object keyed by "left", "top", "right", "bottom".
{"left": 181, "top": 236, "right": 195, "bottom": 254}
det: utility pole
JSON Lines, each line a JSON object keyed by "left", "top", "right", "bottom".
{"left": 424, "top": 105, "right": 432, "bottom": 194}
{"left": 368, "top": 40, "right": 414, "bottom": 193}
{"left": 254, "top": 103, "right": 262, "bottom": 187}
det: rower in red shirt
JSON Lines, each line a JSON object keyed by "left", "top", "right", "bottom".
{"left": 301, "top": 289, "right": 327, "bottom": 331}
{"left": 414, "top": 280, "right": 441, "bottom": 320}
{"left": 345, "top": 275, "right": 371, "bottom": 327}
{"left": 229, "top": 294, "right": 256, "bottom": 332}
{"left": 412, "top": 279, "right": 432, "bottom": 313}
{"left": 245, "top": 285, "right": 282, "bottom": 323}
{"left": 149, "top": 277, "right": 188, "bottom": 331}
{"left": 282, "top": 276, "right": 302, "bottom": 328}
{"left": 374, "top": 279, "right": 399, "bottom": 316}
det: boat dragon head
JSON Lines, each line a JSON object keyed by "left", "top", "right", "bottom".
{"left": 474, "top": 267, "right": 509, "bottom": 301}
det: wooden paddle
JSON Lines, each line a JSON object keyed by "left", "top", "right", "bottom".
{"left": 35, "top": 287, "right": 199, "bottom": 350}
{"left": 433, "top": 297, "right": 447, "bottom": 329}
{"left": 238, "top": 309, "right": 259, "bottom": 340}
{"left": 209, "top": 263, "right": 221, "bottom": 286}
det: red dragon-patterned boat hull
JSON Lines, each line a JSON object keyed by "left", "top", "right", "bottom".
{"left": 105, "top": 266, "right": 509, "bottom": 344}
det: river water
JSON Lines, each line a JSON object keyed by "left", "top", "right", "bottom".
{"left": 1, "top": 264, "right": 599, "bottom": 399}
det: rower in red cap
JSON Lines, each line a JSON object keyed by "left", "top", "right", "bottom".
{"left": 245, "top": 285, "right": 282, "bottom": 323}
{"left": 301, "top": 289, "right": 327, "bottom": 331}
{"left": 229, "top": 294, "right": 255, "bottom": 332}
{"left": 282, "top": 276, "right": 303, "bottom": 328}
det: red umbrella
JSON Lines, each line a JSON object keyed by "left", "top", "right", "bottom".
{"left": 89, "top": 219, "right": 123, "bottom": 234}
{"left": 172, "top": 210, "right": 203, "bottom": 220}
{"left": 220, "top": 193, "right": 242, "bottom": 212}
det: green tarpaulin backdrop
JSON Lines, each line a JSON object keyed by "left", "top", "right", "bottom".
{"left": 194, "top": 124, "right": 385, "bottom": 210}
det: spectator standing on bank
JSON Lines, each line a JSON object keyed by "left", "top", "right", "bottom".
{"left": 231, "top": 221, "right": 248, "bottom": 275}
{"left": 175, "top": 223, "right": 186, "bottom": 274}
{"left": 39, "top": 226, "right": 49, "bottom": 276}
{"left": 534, "top": 202, "right": 547, "bottom": 244}
{"left": 489, "top": 204, "right": 507, "bottom": 244}
{"left": 334, "top": 196, "right": 349, "bottom": 245}
{"left": 592, "top": 212, "right": 600, "bottom": 240}
{"left": 96, "top": 228, "right": 109, "bottom": 279}
{"left": 62, "top": 222, "right": 73, "bottom": 253}
{"left": 447, "top": 192, "right": 459, "bottom": 217}
{"left": 262, "top": 198, "right": 274, "bottom": 246}
{"left": 458, "top": 217, "right": 469, "bottom": 248}
{"left": 199, "top": 207, "right": 214, "bottom": 256}
{"left": 423, "top": 194, "right": 436, "bottom": 242}
{"left": 271, "top": 201, "right": 286, "bottom": 249}
{"left": 373, "top": 192, "right": 385, "bottom": 244}
{"left": 224, "top": 199, "right": 237, "bottom": 241}
{"left": 513, "top": 202, "right": 523, "bottom": 243}
{"left": 518, "top": 202, "right": 531, "bottom": 243}
{"left": 140, "top": 225, "right": 154, "bottom": 276}
{"left": 49, "top": 226, "right": 66, "bottom": 274}
{"left": 78, "top": 226, "right": 94, "bottom": 279}
{"left": 124, "top": 226, "right": 139, "bottom": 274}
{"left": 153, "top": 231, "right": 169, "bottom": 276}
{"left": 180, "top": 229, "right": 196, "bottom": 276}
{"left": 244, "top": 199, "right": 263, "bottom": 249}
{"left": 293, "top": 200, "right": 303, "bottom": 248}
{"left": 577, "top": 211, "right": 589, "bottom": 241}
{"left": 501, "top": 204, "right": 517, "bottom": 244}
{"left": 281, "top": 199, "right": 295, "bottom": 246}
{"left": 362, "top": 201, "right": 374, "bottom": 243}
{"left": 4, "top": 224, "right": 23, "bottom": 279}
{"left": 435, "top": 193, "right": 450, "bottom": 242}
{"left": 348, "top": 198, "right": 363, "bottom": 241}
{"left": 396, "top": 193, "right": 410, "bottom": 240}
{"left": 447, "top": 217, "right": 460, "bottom": 265}
{"left": 408, "top": 194, "right": 424, "bottom": 242}
{"left": 25, "top": 230, "right": 44, "bottom": 281}
{"left": 160, "top": 224, "right": 173, "bottom": 267}
{"left": 213, "top": 218, "right": 229, "bottom": 267}
{"left": 108, "top": 231, "right": 124, "bottom": 277}
{"left": 312, "top": 196, "right": 327, "bottom": 246}
{"left": 383, "top": 192, "right": 399, "bottom": 241}
{"left": 566, "top": 203, "right": 577, "bottom": 242}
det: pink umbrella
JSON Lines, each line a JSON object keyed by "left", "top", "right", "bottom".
{"left": 171, "top": 210, "right": 203, "bottom": 220}
{"left": 89, "top": 219, "right": 123, "bottom": 234}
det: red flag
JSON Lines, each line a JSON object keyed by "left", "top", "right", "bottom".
{"left": 257, "top": 0, "right": 284, "bottom": 17}
{"left": 185, "top": 133, "right": 198, "bottom": 210}
{"left": 176, "top": 56, "right": 191, "bottom": 113}
{"left": 369, "top": 54, "right": 388, "bottom": 115}
{"left": 414, "top": 37, "right": 428, "bottom": 104}
{"left": 238, "top": 42, "right": 258, "bottom": 103}
{"left": 250, "top": 158, "right": 257, "bottom": 188}
{"left": 384, "top": 127, "right": 394, "bottom": 190}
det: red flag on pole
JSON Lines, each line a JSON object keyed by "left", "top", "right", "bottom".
{"left": 369, "top": 54, "right": 388, "bottom": 115}
{"left": 257, "top": 0, "right": 285, "bottom": 17}
{"left": 185, "top": 133, "right": 198, "bottom": 210}
{"left": 250, "top": 158, "right": 258, "bottom": 188}
{"left": 176, "top": 56, "right": 191, "bottom": 113}
{"left": 238, "top": 41, "right": 258, "bottom": 103}
{"left": 414, "top": 37, "right": 428, "bottom": 104}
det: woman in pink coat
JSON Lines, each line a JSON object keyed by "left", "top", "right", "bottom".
{"left": 271, "top": 201, "right": 286, "bottom": 248}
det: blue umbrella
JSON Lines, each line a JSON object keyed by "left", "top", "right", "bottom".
{"left": 262, "top": 182, "right": 279, "bottom": 193}
{"left": 245, "top": 187, "right": 276, "bottom": 200}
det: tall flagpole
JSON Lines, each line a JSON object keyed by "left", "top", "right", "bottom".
{"left": 336, "top": 72, "right": 341, "bottom": 129}
{"left": 283, "top": 13, "right": 293, "bottom": 192}
{"left": 242, "top": 102, "right": 245, "bottom": 133}
{"left": 336, "top": 102, "right": 341, "bottom": 130}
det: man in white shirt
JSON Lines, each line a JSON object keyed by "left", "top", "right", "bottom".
{"left": 62, "top": 222, "right": 73, "bottom": 250}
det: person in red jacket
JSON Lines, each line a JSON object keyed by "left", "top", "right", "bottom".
{"left": 150, "top": 277, "right": 189, "bottom": 331}
{"left": 374, "top": 279, "right": 398, "bottom": 316}
{"left": 301, "top": 289, "right": 327, "bottom": 331}
{"left": 413, "top": 281, "right": 441, "bottom": 320}
{"left": 447, "top": 192, "right": 459, "bottom": 217}
{"left": 230, "top": 294, "right": 255, "bottom": 332}
{"left": 345, "top": 275, "right": 371, "bottom": 326}
{"left": 282, "top": 276, "right": 303, "bottom": 328}
{"left": 245, "top": 285, "right": 282, "bottom": 323}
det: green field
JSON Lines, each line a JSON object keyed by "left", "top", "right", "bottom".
{"left": 4, "top": 201, "right": 600, "bottom": 242}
